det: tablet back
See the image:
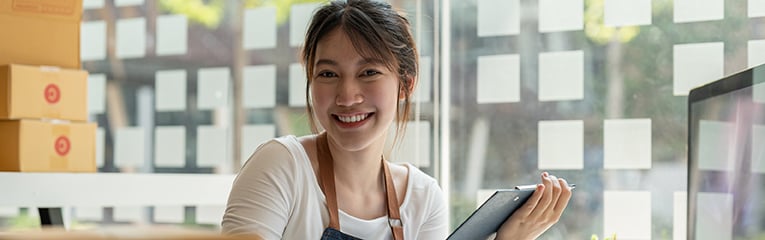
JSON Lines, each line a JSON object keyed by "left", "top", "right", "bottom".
{"left": 447, "top": 189, "right": 534, "bottom": 240}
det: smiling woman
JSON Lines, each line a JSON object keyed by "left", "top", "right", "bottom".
{"left": 221, "top": 0, "right": 570, "bottom": 239}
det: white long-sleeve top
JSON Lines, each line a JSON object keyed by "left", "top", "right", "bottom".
{"left": 222, "top": 135, "right": 448, "bottom": 240}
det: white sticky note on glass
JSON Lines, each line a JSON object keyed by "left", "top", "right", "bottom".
{"left": 115, "top": 0, "right": 144, "bottom": 7}
{"left": 197, "top": 68, "right": 230, "bottom": 110}
{"left": 197, "top": 126, "right": 227, "bottom": 167}
{"left": 289, "top": 63, "right": 307, "bottom": 107}
{"left": 0, "top": 207, "right": 19, "bottom": 217}
{"left": 673, "top": 42, "right": 724, "bottom": 96}
{"left": 539, "top": 50, "right": 584, "bottom": 101}
{"left": 755, "top": 82, "right": 765, "bottom": 103}
{"left": 751, "top": 0, "right": 765, "bottom": 17}
{"left": 604, "top": 119, "right": 652, "bottom": 169}
{"left": 113, "top": 206, "right": 143, "bottom": 222}
{"left": 154, "top": 126, "right": 186, "bottom": 167}
{"left": 81, "top": 21, "right": 106, "bottom": 61}
{"left": 477, "top": 54, "right": 520, "bottom": 104}
{"left": 604, "top": 0, "right": 652, "bottom": 27}
{"left": 538, "top": 120, "right": 583, "bottom": 169}
{"left": 155, "top": 70, "right": 187, "bottom": 111}
{"left": 114, "top": 127, "right": 145, "bottom": 168}
{"left": 756, "top": 67, "right": 765, "bottom": 103}
{"left": 752, "top": 125, "right": 765, "bottom": 173}
{"left": 674, "top": 192, "right": 687, "bottom": 240}
{"left": 696, "top": 192, "right": 733, "bottom": 240}
{"left": 241, "top": 125, "right": 276, "bottom": 166}
{"left": 290, "top": 3, "right": 322, "bottom": 47}
{"left": 243, "top": 65, "right": 276, "bottom": 108}
{"left": 604, "top": 191, "right": 651, "bottom": 239}
{"left": 75, "top": 206, "right": 103, "bottom": 221}
{"left": 477, "top": 0, "right": 520, "bottom": 36}
{"left": 476, "top": 189, "right": 496, "bottom": 209}
{"left": 414, "top": 56, "right": 432, "bottom": 103}
{"left": 390, "top": 121, "right": 431, "bottom": 167}
{"left": 156, "top": 15, "right": 188, "bottom": 56}
{"left": 116, "top": 18, "right": 146, "bottom": 59}
{"left": 96, "top": 128, "right": 105, "bottom": 168}
{"left": 83, "top": 0, "right": 104, "bottom": 9}
{"left": 154, "top": 206, "right": 184, "bottom": 223}
{"left": 244, "top": 6, "right": 277, "bottom": 50}
{"left": 698, "top": 120, "right": 736, "bottom": 171}
{"left": 748, "top": 39, "right": 765, "bottom": 68}
{"left": 196, "top": 205, "right": 225, "bottom": 225}
{"left": 674, "top": 0, "right": 724, "bottom": 23}
{"left": 539, "top": 0, "right": 583, "bottom": 32}
{"left": 88, "top": 74, "right": 106, "bottom": 114}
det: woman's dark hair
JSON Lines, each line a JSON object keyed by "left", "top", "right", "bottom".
{"left": 301, "top": 0, "right": 418, "bottom": 145}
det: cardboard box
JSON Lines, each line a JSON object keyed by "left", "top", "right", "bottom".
{"left": 0, "top": 119, "right": 96, "bottom": 172}
{"left": 0, "top": 0, "right": 82, "bottom": 69}
{"left": 0, "top": 64, "right": 88, "bottom": 121}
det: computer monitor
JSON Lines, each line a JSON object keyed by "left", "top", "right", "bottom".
{"left": 688, "top": 63, "right": 765, "bottom": 239}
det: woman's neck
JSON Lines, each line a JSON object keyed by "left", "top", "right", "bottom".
{"left": 326, "top": 136, "right": 386, "bottom": 192}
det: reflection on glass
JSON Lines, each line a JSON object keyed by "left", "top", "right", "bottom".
{"left": 697, "top": 120, "right": 736, "bottom": 171}
{"left": 696, "top": 192, "right": 733, "bottom": 240}
{"left": 753, "top": 125, "right": 765, "bottom": 173}
{"left": 754, "top": 82, "right": 765, "bottom": 103}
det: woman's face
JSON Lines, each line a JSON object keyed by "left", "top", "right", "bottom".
{"left": 310, "top": 28, "right": 400, "bottom": 152}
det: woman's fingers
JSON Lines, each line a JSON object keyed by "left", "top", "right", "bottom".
{"left": 527, "top": 172, "right": 554, "bottom": 219}
{"left": 552, "top": 178, "right": 573, "bottom": 214}
{"left": 516, "top": 183, "right": 545, "bottom": 218}
{"left": 495, "top": 172, "right": 573, "bottom": 240}
{"left": 549, "top": 175, "right": 562, "bottom": 202}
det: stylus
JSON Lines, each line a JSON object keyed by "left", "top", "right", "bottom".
{"left": 514, "top": 184, "right": 576, "bottom": 190}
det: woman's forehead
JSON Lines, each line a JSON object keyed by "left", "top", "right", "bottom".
{"left": 313, "top": 26, "right": 396, "bottom": 70}
{"left": 316, "top": 29, "right": 369, "bottom": 57}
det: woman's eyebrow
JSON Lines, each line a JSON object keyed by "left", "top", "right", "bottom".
{"left": 315, "top": 59, "right": 338, "bottom": 67}
{"left": 358, "top": 58, "right": 385, "bottom": 66}
{"left": 315, "top": 58, "right": 385, "bottom": 67}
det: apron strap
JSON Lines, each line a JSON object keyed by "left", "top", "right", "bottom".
{"left": 316, "top": 132, "right": 404, "bottom": 240}
{"left": 317, "top": 132, "right": 341, "bottom": 230}
{"left": 382, "top": 158, "right": 404, "bottom": 240}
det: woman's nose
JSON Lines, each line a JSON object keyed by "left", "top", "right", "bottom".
{"left": 335, "top": 79, "right": 363, "bottom": 107}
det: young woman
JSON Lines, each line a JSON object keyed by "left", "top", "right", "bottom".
{"left": 222, "top": 0, "right": 572, "bottom": 239}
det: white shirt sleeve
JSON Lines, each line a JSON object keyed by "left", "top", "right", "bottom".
{"left": 415, "top": 179, "right": 450, "bottom": 239}
{"left": 222, "top": 140, "right": 298, "bottom": 239}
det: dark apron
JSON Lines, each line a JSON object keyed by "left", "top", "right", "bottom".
{"left": 316, "top": 132, "right": 404, "bottom": 240}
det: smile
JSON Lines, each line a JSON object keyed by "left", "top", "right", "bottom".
{"left": 335, "top": 113, "right": 372, "bottom": 123}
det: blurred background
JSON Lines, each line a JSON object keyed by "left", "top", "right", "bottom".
{"left": 2, "top": 0, "right": 765, "bottom": 239}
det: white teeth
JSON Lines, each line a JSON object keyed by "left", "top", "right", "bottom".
{"left": 338, "top": 114, "right": 369, "bottom": 123}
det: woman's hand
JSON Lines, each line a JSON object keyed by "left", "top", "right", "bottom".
{"left": 495, "top": 172, "right": 572, "bottom": 240}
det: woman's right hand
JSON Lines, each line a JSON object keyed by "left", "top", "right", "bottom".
{"left": 494, "top": 172, "right": 572, "bottom": 240}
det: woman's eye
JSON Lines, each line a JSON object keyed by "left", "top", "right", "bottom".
{"left": 362, "top": 70, "right": 380, "bottom": 76}
{"left": 317, "top": 71, "right": 337, "bottom": 78}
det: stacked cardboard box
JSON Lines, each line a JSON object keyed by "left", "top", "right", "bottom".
{"left": 0, "top": 0, "right": 96, "bottom": 172}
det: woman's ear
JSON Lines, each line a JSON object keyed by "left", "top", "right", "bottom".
{"left": 399, "top": 76, "right": 416, "bottom": 100}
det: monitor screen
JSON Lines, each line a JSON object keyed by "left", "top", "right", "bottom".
{"left": 688, "top": 64, "right": 765, "bottom": 240}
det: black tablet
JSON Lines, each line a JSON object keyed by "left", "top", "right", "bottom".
{"left": 447, "top": 184, "right": 575, "bottom": 240}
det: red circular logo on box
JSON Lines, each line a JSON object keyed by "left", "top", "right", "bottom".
{"left": 44, "top": 84, "right": 61, "bottom": 104}
{"left": 55, "top": 136, "right": 70, "bottom": 156}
